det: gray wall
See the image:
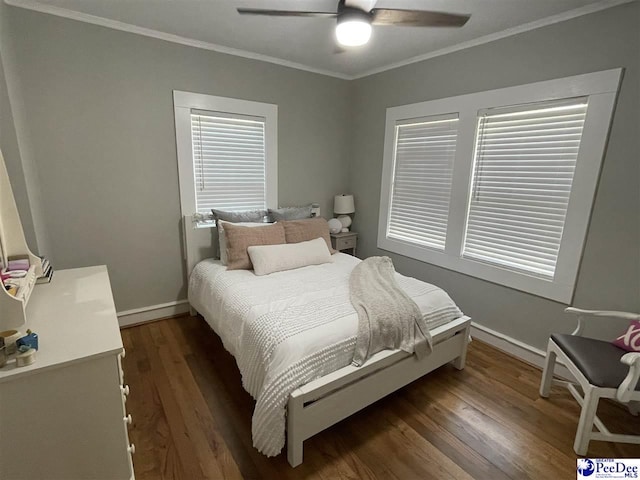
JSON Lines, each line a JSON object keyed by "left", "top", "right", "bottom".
{"left": 3, "top": 3, "right": 638, "bottom": 348}
{"left": 5, "top": 6, "right": 351, "bottom": 311}
{"left": 350, "top": 2, "right": 640, "bottom": 349}
{"left": 0, "top": 1, "right": 36, "bottom": 251}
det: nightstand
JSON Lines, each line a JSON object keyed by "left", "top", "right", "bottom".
{"left": 331, "top": 232, "right": 358, "bottom": 256}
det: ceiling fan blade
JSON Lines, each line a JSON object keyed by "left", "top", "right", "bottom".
{"left": 237, "top": 8, "right": 337, "bottom": 18}
{"left": 371, "top": 9, "right": 470, "bottom": 27}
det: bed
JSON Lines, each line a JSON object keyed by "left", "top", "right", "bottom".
{"left": 183, "top": 215, "right": 471, "bottom": 467}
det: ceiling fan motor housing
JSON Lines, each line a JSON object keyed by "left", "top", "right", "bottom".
{"left": 336, "top": 3, "right": 373, "bottom": 47}
{"left": 337, "top": 7, "right": 372, "bottom": 26}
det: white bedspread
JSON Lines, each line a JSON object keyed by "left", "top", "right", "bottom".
{"left": 188, "top": 253, "right": 462, "bottom": 457}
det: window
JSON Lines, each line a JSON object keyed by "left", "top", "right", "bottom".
{"left": 378, "top": 69, "right": 622, "bottom": 302}
{"left": 463, "top": 98, "right": 588, "bottom": 279}
{"left": 387, "top": 114, "right": 458, "bottom": 250}
{"left": 174, "top": 91, "right": 277, "bottom": 216}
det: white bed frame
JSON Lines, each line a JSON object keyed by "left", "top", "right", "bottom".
{"left": 182, "top": 215, "right": 471, "bottom": 467}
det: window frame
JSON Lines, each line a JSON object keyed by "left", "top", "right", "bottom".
{"left": 378, "top": 69, "right": 622, "bottom": 303}
{"left": 173, "top": 90, "right": 278, "bottom": 217}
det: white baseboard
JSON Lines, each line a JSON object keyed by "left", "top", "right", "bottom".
{"left": 471, "top": 321, "right": 573, "bottom": 380}
{"left": 117, "top": 299, "right": 190, "bottom": 328}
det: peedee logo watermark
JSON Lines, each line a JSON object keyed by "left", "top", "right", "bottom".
{"left": 578, "top": 459, "right": 640, "bottom": 479}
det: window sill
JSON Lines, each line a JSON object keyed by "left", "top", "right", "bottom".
{"left": 378, "top": 235, "right": 573, "bottom": 303}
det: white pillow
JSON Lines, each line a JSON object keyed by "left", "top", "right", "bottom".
{"left": 218, "top": 220, "right": 274, "bottom": 265}
{"left": 248, "top": 237, "right": 332, "bottom": 276}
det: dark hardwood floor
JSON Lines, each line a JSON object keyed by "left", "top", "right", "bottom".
{"left": 121, "top": 315, "right": 640, "bottom": 480}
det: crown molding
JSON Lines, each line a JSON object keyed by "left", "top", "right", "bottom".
{"left": 4, "top": 0, "right": 634, "bottom": 81}
{"left": 3, "top": 0, "right": 352, "bottom": 80}
{"left": 351, "top": 0, "right": 634, "bottom": 79}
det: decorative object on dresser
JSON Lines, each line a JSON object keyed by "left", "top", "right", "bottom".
{"left": 334, "top": 194, "right": 355, "bottom": 232}
{"left": 0, "top": 328, "right": 23, "bottom": 355}
{"left": 0, "top": 149, "right": 43, "bottom": 331}
{"left": 35, "top": 255, "right": 54, "bottom": 284}
{"left": 331, "top": 231, "right": 358, "bottom": 256}
{"left": 0, "top": 266, "right": 135, "bottom": 480}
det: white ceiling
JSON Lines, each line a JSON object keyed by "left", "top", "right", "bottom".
{"left": 8, "top": 0, "right": 627, "bottom": 78}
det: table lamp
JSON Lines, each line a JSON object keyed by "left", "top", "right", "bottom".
{"left": 334, "top": 194, "right": 355, "bottom": 232}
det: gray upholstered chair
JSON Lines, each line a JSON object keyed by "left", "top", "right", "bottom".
{"left": 540, "top": 307, "right": 640, "bottom": 455}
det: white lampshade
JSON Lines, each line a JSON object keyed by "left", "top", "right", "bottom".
{"left": 334, "top": 194, "right": 355, "bottom": 214}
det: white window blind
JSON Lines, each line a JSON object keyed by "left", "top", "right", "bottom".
{"left": 463, "top": 98, "right": 588, "bottom": 279}
{"left": 191, "top": 110, "right": 267, "bottom": 213}
{"left": 387, "top": 114, "right": 458, "bottom": 250}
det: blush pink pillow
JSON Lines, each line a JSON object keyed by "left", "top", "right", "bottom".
{"left": 612, "top": 320, "right": 640, "bottom": 352}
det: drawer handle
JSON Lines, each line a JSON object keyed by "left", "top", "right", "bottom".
{"left": 128, "top": 444, "right": 135, "bottom": 455}
{"left": 121, "top": 385, "right": 130, "bottom": 396}
{"left": 124, "top": 414, "right": 132, "bottom": 425}
{"left": 120, "top": 349, "right": 126, "bottom": 359}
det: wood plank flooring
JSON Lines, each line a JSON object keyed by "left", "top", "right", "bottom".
{"left": 121, "top": 315, "right": 640, "bottom": 480}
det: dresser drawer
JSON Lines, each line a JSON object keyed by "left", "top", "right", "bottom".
{"left": 335, "top": 235, "right": 356, "bottom": 250}
{"left": 0, "top": 353, "right": 134, "bottom": 479}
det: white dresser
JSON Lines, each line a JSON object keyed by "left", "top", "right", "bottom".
{"left": 0, "top": 266, "right": 134, "bottom": 480}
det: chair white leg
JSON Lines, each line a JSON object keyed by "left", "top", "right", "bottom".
{"left": 574, "top": 386, "right": 600, "bottom": 455}
{"left": 539, "top": 340, "right": 557, "bottom": 398}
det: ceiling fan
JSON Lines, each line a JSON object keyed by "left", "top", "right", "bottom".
{"left": 237, "top": 0, "right": 470, "bottom": 48}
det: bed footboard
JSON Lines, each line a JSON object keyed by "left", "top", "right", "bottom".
{"left": 286, "top": 316, "right": 471, "bottom": 467}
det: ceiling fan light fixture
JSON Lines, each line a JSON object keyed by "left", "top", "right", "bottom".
{"left": 335, "top": 11, "right": 372, "bottom": 47}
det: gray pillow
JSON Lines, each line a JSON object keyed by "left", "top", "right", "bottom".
{"left": 212, "top": 208, "right": 268, "bottom": 223}
{"left": 268, "top": 205, "right": 313, "bottom": 222}
{"left": 211, "top": 209, "right": 269, "bottom": 258}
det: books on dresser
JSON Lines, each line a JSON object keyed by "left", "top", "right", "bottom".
{"left": 36, "top": 256, "right": 54, "bottom": 284}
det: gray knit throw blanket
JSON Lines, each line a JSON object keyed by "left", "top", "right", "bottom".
{"left": 350, "top": 256, "right": 433, "bottom": 366}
